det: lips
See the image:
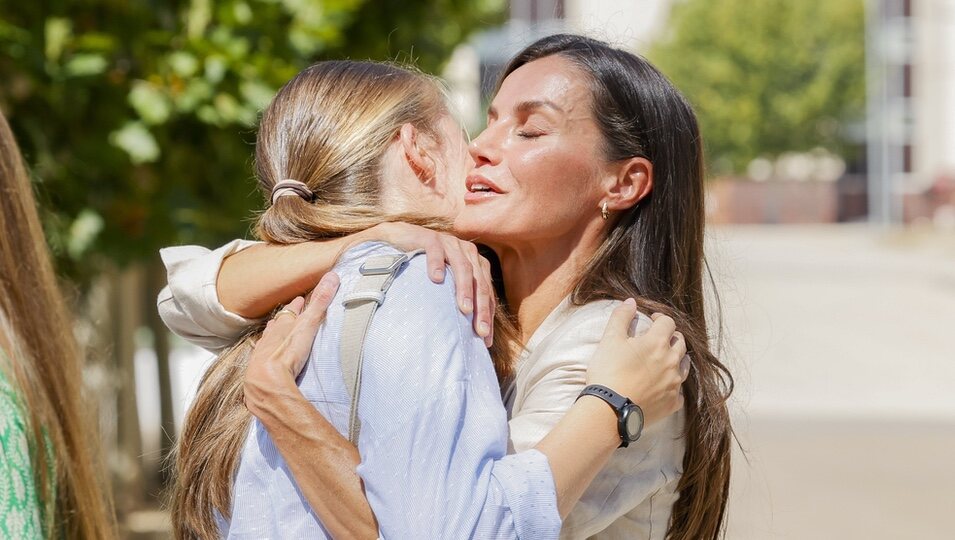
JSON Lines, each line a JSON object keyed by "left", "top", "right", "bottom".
{"left": 464, "top": 174, "right": 504, "bottom": 203}
{"left": 465, "top": 174, "right": 504, "bottom": 194}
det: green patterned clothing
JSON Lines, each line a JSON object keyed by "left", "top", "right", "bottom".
{"left": 0, "top": 366, "right": 43, "bottom": 539}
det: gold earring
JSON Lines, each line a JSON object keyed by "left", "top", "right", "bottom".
{"left": 601, "top": 201, "right": 609, "bottom": 220}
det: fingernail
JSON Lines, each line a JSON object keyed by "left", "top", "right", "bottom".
{"left": 462, "top": 298, "right": 473, "bottom": 313}
{"left": 319, "top": 273, "right": 339, "bottom": 291}
{"left": 432, "top": 268, "right": 445, "bottom": 281}
{"left": 478, "top": 321, "right": 490, "bottom": 336}
{"left": 624, "top": 298, "right": 636, "bottom": 307}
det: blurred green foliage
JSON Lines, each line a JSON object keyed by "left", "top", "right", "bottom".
{"left": 0, "top": 0, "right": 503, "bottom": 286}
{"left": 650, "top": 0, "right": 865, "bottom": 175}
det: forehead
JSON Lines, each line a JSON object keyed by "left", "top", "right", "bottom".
{"left": 494, "top": 55, "right": 592, "bottom": 112}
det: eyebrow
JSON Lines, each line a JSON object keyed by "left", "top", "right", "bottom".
{"left": 487, "top": 99, "right": 564, "bottom": 119}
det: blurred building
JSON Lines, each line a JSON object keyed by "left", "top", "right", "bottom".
{"left": 443, "top": 0, "right": 674, "bottom": 131}
{"left": 444, "top": 0, "right": 955, "bottom": 227}
{"left": 868, "top": 0, "right": 955, "bottom": 226}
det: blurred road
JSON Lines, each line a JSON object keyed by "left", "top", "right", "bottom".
{"left": 711, "top": 225, "right": 955, "bottom": 539}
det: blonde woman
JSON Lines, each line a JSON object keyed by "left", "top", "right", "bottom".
{"left": 167, "top": 60, "right": 687, "bottom": 539}
{"left": 0, "top": 112, "right": 115, "bottom": 538}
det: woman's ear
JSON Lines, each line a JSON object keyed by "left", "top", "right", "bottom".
{"left": 604, "top": 157, "right": 653, "bottom": 211}
{"left": 398, "top": 123, "right": 437, "bottom": 182}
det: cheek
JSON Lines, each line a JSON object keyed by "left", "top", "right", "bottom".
{"left": 437, "top": 146, "right": 471, "bottom": 215}
{"left": 510, "top": 142, "right": 602, "bottom": 210}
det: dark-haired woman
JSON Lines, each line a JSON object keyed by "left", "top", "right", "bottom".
{"left": 163, "top": 35, "right": 732, "bottom": 539}
{"left": 0, "top": 113, "right": 116, "bottom": 537}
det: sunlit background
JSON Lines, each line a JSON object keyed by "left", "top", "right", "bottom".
{"left": 1, "top": 0, "right": 953, "bottom": 538}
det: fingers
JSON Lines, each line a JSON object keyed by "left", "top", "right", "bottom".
{"left": 265, "top": 272, "right": 339, "bottom": 378}
{"left": 679, "top": 355, "right": 691, "bottom": 381}
{"left": 261, "top": 295, "right": 305, "bottom": 346}
{"left": 479, "top": 257, "right": 495, "bottom": 347}
{"left": 602, "top": 298, "right": 638, "bottom": 340}
{"left": 439, "top": 238, "right": 475, "bottom": 315}
{"left": 462, "top": 243, "right": 493, "bottom": 342}
{"left": 671, "top": 331, "right": 687, "bottom": 359}
{"left": 422, "top": 236, "right": 447, "bottom": 283}
{"left": 292, "top": 272, "right": 340, "bottom": 343}
{"left": 645, "top": 312, "right": 676, "bottom": 343}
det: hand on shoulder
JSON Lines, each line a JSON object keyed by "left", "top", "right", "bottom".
{"left": 586, "top": 299, "right": 689, "bottom": 427}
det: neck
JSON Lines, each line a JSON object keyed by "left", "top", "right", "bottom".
{"left": 491, "top": 223, "right": 605, "bottom": 343}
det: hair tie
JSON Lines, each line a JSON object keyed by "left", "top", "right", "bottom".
{"left": 270, "top": 179, "right": 314, "bottom": 205}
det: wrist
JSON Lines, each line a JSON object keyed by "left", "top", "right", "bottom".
{"left": 577, "top": 384, "right": 645, "bottom": 448}
{"left": 342, "top": 227, "right": 372, "bottom": 250}
{"left": 572, "top": 394, "right": 622, "bottom": 449}
{"left": 244, "top": 364, "right": 296, "bottom": 413}
{"left": 345, "top": 223, "right": 396, "bottom": 250}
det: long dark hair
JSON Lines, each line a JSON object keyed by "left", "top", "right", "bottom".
{"left": 500, "top": 34, "right": 734, "bottom": 539}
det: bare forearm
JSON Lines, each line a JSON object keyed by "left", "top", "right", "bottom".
{"left": 534, "top": 396, "right": 620, "bottom": 518}
{"left": 217, "top": 236, "right": 358, "bottom": 318}
{"left": 249, "top": 386, "right": 378, "bottom": 539}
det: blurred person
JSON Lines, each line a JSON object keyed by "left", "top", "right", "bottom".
{"left": 168, "top": 60, "right": 689, "bottom": 539}
{"left": 0, "top": 112, "right": 115, "bottom": 538}
{"left": 163, "top": 34, "right": 733, "bottom": 539}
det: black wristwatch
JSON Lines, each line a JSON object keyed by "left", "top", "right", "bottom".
{"left": 576, "top": 384, "right": 644, "bottom": 448}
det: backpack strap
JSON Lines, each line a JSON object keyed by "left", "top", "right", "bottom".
{"left": 339, "top": 249, "right": 422, "bottom": 445}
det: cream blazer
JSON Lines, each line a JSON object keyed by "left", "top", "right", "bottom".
{"left": 157, "top": 240, "right": 686, "bottom": 539}
{"left": 504, "top": 297, "right": 685, "bottom": 539}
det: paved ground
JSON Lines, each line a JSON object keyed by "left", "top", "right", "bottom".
{"left": 709, "top": 225, "right": 955, "bottom": 539}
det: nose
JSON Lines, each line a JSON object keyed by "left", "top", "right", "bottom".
{"left": 468, "top": 125, "right": 501, "bottom": 167}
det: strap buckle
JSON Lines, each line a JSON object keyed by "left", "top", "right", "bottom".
{"left": 342, "top": 291, "right": 385, "bottom": 307}
{"left": 359, "top": 254, "right": 409, "bottom": 276}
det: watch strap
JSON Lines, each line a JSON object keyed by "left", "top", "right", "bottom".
{"left": 577, "top": 384, "right": 629, "bottom": 411}
{"left": 577, "top": 384, "right": 641, "bottom": 448}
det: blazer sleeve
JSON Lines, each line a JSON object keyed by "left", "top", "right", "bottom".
{"left": 508, "top": 303, "right": 680, "bottom": 537}
{"left": 156, "top": 239, "right": 261, "bottom": 353}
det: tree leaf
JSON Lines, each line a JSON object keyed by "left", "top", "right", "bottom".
{"left": 129, "top": 81, "right": 172, "bottom": 124}
{"left": 110, "top": 121, "right": 161, "bottom": 163}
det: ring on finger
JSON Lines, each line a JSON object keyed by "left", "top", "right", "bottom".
{"left": 274, "top": 308, "right": 298, "bottom": 320}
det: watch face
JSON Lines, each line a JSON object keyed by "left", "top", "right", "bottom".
{"left": 625, "top": 407, "right": 643, "bottom": 439}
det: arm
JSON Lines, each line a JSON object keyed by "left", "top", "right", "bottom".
{"left": 246, "top": 266, "right": 684, "bottom": 537}
{"left": 247, "top": 267, "right": 552, "bottom": 539}
{"left": 218, "top": 224, "right": 497, "bottom": 342}
{"left": 158, "top": 223, "right": 498, "bottom": 352}
{"left": 509, "top": 305, "right": 688, "bottom": 536}
{"left": 244, "top": 276, "right": 378, "bottom": 540}
{"left": 157, "top": 239, "right": 261, "bottom": 352}
{"left": 217, "top": 238, "right": 351, "bottom": 319}
{"left": 535, "top": 304, "right": 685, "bottom": 517}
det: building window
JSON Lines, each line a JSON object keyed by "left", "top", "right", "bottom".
{"left": 903, "top": 144, "right": 913, "bottom": 173}
{"left": 903, "top": 63, "right": 913, "bottom": 97}
{"left": 511, "top": 0, "right": 564, "bottom": 23}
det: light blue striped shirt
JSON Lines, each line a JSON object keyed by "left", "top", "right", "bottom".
{"left": 222, "top": 242, "right": 561, "bottom": 539}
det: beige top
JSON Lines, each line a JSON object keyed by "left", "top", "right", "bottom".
{"left": 505, "top": 297, "right": 685, "bottom": 540}
{"left": 158, "top": 242, "right": 686, "bottom": 539}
